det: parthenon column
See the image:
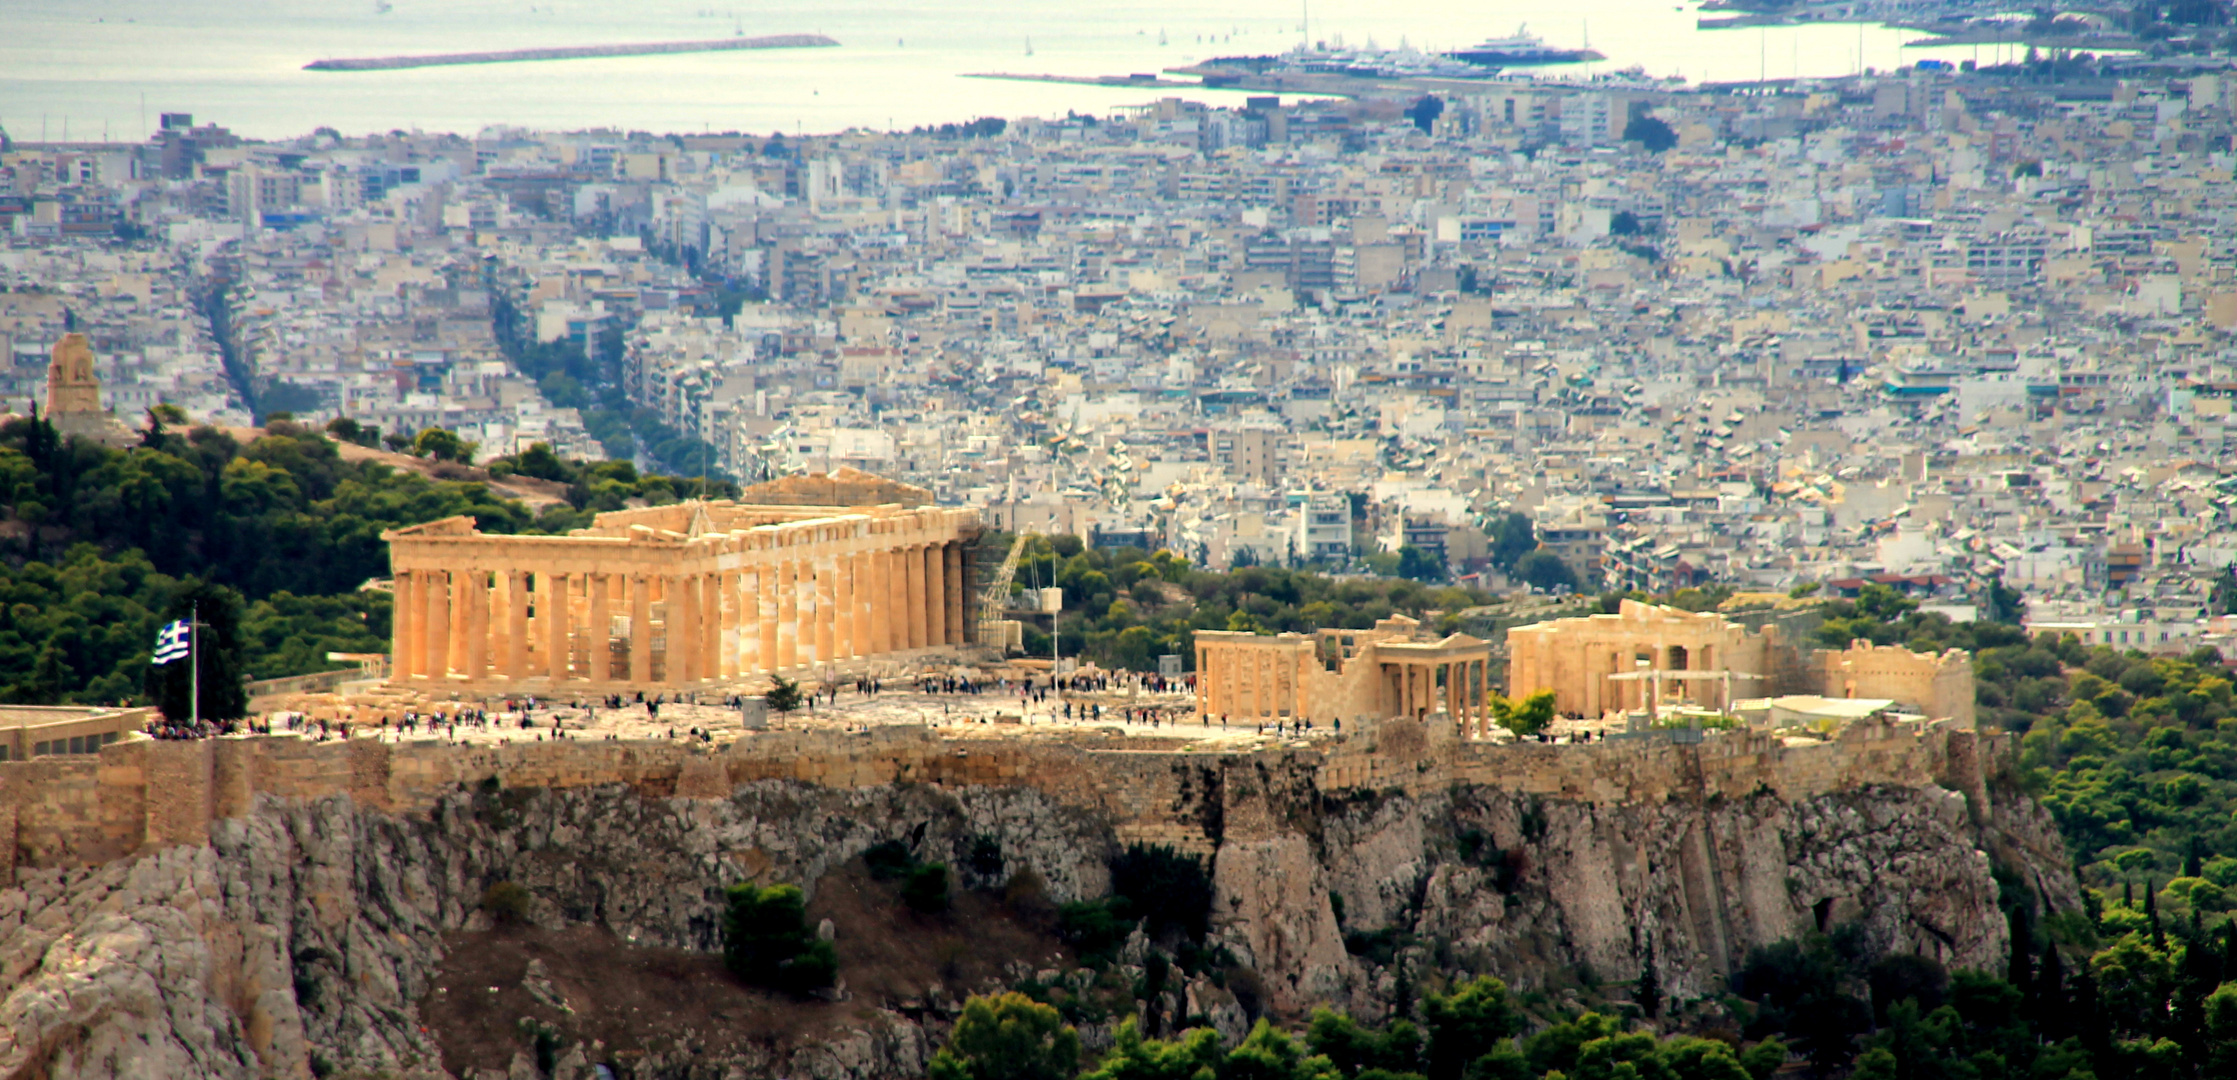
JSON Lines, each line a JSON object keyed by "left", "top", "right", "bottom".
{"left": 877, "top": 547, "right": 900, "bottom": 653}
{"left": 924, "top": 544, "right": 946, "bottom": 649}
{"left": 736, "top": 570, "right": 755, "bottom": 675}
{"left": 776, "top": 557, "right": 799, "bottom": 670}
{"left": 849, "top": 551, "right": 871, "bottom": 660}
{"left": 945, "top": 544, "right": 966, "bottom": 644}
{"left": 425, "top": 571, "right": 451, "bottom": 680}
{"left": 588, "top": 574, "right": 612, "bottom": 683}
{"left": 546, "top": 572, "right": 571, "bottom": 683}
{"left": 442, "top": 572, "right": 467, "bottom": 677}
{"left": 760, "top": 561, "right": 778, "bottom": 670}
{"left": 834, "top": 551, "right": 856, "bottom": 661}
{"left": 392, "top": 572, "right": 419, "bottom": 680}
{"left": 815, "top": 549, "right": 838, "bottom": 666}
{"left": 466, "top": 572, "right": 492, "bottom": 681}
{"left": 675, "top": 574, "right": 700, "bottom": 684}
{"left": 905, "top": 544, "right": 928, "bottom": 650}
{"left": 506, "top": 570, "right": 530, "bottom": 680}
{"left": 627, "top": 576, "right": 652, "bottom": 684}
{"left": 717, "top": 571, "right": 738, "bottom": 679}
{"left": 794, "top": 549, "right": 817, "bottom": 668}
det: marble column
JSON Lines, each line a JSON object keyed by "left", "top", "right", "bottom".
{"left": 875, "top": 548, "right": 898, "bottom": 654}
{"left": 757, "top": 563, "right": 778, "bottom": 674}
{"left": 815, "top": 550, "right": 837, "bottom": 667}
{"left": 834, "top": 551, "right": 855, "bottom": 661}
{"left": 546, "top": 572, "right": 571, "bottom": 682}
{"left": 850, "top": 551, "right": 872, "bottom": 660}
{"left": 506, "top": 570, "right": 530, "bottom": 680}
{"left": 945, "top": 544, "right": 966, "bottom": 644}
{"left": 628, "top": 575, "right": 653, "bottom": 684}
{"left": 924, "top": 544, "right": 946, "bottom": 649}
{"left": 588, "top": 573, "right": 612, "bottom": 683}
{"left": 425, "top": 571, "right": 451, "bottom": 680}
{"left": 905, "top": 544, "right": 928, "bottom": 650}
{"left": 392, "top": 571, "right": 419, "bottom": 680}
{"left": 777, "top": 557, "right": 799, "bottom": 670}
{"left": 675, "top": 574, "right": 700, "bottom": 684}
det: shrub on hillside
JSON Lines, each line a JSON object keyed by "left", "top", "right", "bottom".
{"left": 480, "top": 881, "right": 533, "bottom": 926}
{"left": 904, "top": 862, "right": 954, "bottom": 914}
{"left": 722, "top": 882, "right": 836, "bottom": 995}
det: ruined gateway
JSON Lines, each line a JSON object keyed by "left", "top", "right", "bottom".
{"left": 0, "top": 713, "right": 2073, "bottom": 1080}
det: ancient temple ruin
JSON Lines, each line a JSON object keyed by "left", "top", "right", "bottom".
{"left": 1505, "top": 599, "right": 1974, "bottom": 726}
{"left": 383, "top": 500, "right": 978, "bottom": 691}
{"left": 1194, "top": 615, "right": 1497, "bottom": 733}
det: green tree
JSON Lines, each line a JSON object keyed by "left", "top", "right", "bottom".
{"left": 1396, "top": 545, "right": 1448, "bottom": 583}
{"left": 1982, "top": 573, "right": 2027, "bottom": 625}
{"left": 721, "top": 882, "right": 836, "bottom": 995}
{"left": 2207, "top": 981, "right": 2237, "bottom": 1075}
{"left": 411, "top": 427, "right": 477, "bottom": 463}
{"left": 1422, "top": 976, "right": 1521, "bottom": 1080}
{"left": 1622, "top": 114, "right": 1678, "bottom": 152}
{"left": 1487, "top": 513, "right": 1537, "bottom": 574}
{"left": 903, "top": 862, "right": 954, "bottom": 914}
{"left": 1084, "top": 1018, "right": 1223, "bottom": 1080}
{"left": 142, "top": 580, "right": 251, "bottom": 722}
{"left": 322, "top": 416, "right": 379, "bottom": 448}
{"left": 1487, "top": 691, "right": 1557, "bottom": 738}
{"left": 1515, "top": 550, "right": 1578, "bottom": 593}
{"left": 1225, "top": 1019, "right": 1340, "bottom": 1080}
{"left": 489, "top": 441, "right": 576, "bottom": 482}
{"left": 929, "top": 992, "right": 1082, "bottom": 1080}
{"left": 766, "top": 675, "right": 804, "bottom": 713}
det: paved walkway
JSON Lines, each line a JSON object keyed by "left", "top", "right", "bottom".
{"left": 276, "top": 682, "right": 1351, "bottom": 753}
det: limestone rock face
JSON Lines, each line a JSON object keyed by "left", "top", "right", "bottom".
{"left": 1320, "top": 783, "right": 2063, "bottom": 1013}
{"left": 1211, "top": 834, "right": 1351, "bottom": 1012}
{"left": 0, "top": 777, "right": 2071, "bottom": 1079}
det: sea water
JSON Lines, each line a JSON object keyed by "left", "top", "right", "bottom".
{"left": 3, "top": 0, "right": 1983, "bottom": 140}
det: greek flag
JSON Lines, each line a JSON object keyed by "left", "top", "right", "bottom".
{"left": 152, "top": 619, "right": 190, "bottom": 665}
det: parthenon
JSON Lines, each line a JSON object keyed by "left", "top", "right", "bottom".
{"left": 382, "top": 499, "right": 979, "bottom": 691}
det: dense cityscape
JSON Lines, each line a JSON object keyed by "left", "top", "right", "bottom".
{"left": 10, "top": 68, "right": 2237, "bottom": 643}
{"left": 15, "top": 38, "right": 2237, "bottom": 1080}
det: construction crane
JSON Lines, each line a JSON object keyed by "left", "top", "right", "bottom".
{"left": 976, "top": 533, "right": 1029, "bottom": 649}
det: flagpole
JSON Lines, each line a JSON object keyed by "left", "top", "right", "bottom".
{"left": 189, "top": 601, "right": 199, "bottom": 728}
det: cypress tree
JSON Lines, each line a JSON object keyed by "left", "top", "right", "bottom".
{"left": 1636, "top": 934, "right": 1661, "bottom": 1019}
{"left": 2008, "top": 908, "right": 2034, "bottom": 995}
{"left": 2033, "top": 939, "right": 2065, "bottom": 1034}
{"left": 2145, "top": 878, "right": 2165, "bottom": 950}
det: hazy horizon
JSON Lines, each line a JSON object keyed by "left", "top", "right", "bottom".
{"left": 4, "top": 0, "right": 1992, "bottom": 141}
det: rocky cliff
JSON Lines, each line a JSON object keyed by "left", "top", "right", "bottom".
{"left": 0, "top": 745, "right": 2075, "bottom": 1080}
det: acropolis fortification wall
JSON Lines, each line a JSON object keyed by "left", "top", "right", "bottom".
{"left": 0, "top": 716, "right": 1996, "bottom": 883}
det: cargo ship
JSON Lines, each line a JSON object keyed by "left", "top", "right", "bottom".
{"left": 1445, "top": 25, "right": 1604, "bottom": 68}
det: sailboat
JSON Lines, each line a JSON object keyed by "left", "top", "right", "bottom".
{"left": 1025, "top": 37, "right": 1033, "bottom": 56}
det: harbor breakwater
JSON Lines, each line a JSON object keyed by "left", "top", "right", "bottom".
{"left": 304, "top": 34, "right": 839, "bottom": 72}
